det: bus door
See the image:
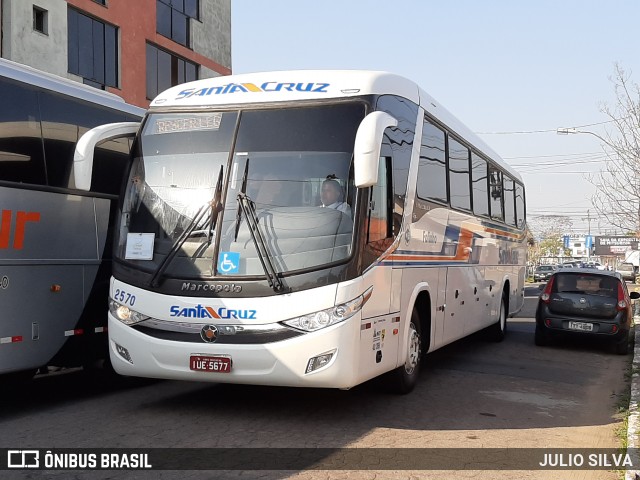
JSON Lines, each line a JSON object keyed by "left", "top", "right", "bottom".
{"left": 360, "top": 156, "right": 398, "bottom": 375}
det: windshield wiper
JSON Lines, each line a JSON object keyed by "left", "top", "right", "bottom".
{"left": 236, "top": 191, "right": 286, "bottom": 293}
{"left": 234, "top": 159, "right": 250, "bottom": 241}
{"left": 149, "top": 166, "right": 224, "bottom": 288}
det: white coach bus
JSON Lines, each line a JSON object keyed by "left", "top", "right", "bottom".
{"left": 75, "top": 70, "right": 526, "bottom": 393}
{"left": 0, "top": 58, "right": 143, "bottom": 378}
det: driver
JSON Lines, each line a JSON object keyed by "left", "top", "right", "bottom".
{"left": 321, "top": 178, "right": 351, "bottom": 216}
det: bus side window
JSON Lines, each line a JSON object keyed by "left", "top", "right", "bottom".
{"left": 489, "top": 167, "right": 503, "bottom": 221}
{"left": 0, "top": 78, "right": 46, "bottom": 185}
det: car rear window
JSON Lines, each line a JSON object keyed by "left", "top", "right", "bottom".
{"left": 554, "top": 273, "right": 618, "bottom": 298}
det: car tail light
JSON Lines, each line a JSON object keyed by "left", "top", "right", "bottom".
{"left": 617, "top": 282, "right": 628, "bottom": 311}
{"left": 540, "top": 276, "right": 555, "bottom": 303}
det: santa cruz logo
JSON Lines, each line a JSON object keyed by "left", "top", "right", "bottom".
{"left": 170, "top": 304, "right": 257, "bottom": 320}
{"left": 176, "top": 82, "right": 331, "bottom": 100}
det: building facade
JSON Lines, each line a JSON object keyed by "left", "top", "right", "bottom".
{"left": 0, "top": 0, "right": 231, "bottom": 107}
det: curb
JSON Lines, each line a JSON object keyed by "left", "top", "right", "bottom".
{"left": 627, "top": 319, "right": 640, "bottom": 480}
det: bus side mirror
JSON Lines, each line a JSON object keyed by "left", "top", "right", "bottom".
{"left": 74, "top": 122, "right": 140, "bottom": 191}
{"left": 353, "top": 111, "right": 397, "bottom": 188}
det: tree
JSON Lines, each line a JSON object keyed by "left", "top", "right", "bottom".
{"left": 527, "top": 215, "right": 573, "bottom": 264}
{"left": 588, "top": 64, "right": 640, "bottom": 234}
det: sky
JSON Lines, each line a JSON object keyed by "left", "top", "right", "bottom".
{"left": 231, "top": 0, "right": 640, "bottom": 236}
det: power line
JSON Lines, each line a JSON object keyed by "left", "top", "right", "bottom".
{"left": 474, "top": 118, "right": 623, "bottom": 135}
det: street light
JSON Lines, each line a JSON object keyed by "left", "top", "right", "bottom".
{"left": 556, "top": 127, "right": 608, "bottom": 143}
{"left": 557, "top": 126, "right": 608, "bottom": 259}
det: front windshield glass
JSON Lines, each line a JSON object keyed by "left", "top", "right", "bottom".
{"left": 116, "top": 103, "right": 365, "bottom": 280}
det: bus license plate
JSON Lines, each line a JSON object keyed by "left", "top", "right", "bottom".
{"left": 190, "top": 355, "right": 232, "bottom": 373}
{"left": 568, "top": 321, "right": 593, "bottom": 332}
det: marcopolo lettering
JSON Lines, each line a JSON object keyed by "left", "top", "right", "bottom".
{"left": 176, "top": 82, "right": 330, "bottom": 99}
{"left": 170, "top": 304, "right": 257, "bottom": 320}
{"left": 181, "top": 282, "right": 242, "bottom": 293}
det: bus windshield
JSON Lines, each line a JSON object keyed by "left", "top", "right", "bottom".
{"left": 116, "top": 102, "right": 366, "bottom": 280}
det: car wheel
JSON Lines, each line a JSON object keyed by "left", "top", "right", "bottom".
{"left": 384, "top": 309, "right": 422, "bottom": 394}
{"left": 614, "top": 334, "right": 630, "bottom": 355}
{"left": 534, "top": 325, "right": 549, "bottom": 346}
{"left": 489, "top": 295, "right": 507, "bottom": 342}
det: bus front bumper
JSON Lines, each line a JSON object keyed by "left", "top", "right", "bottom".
{"left": 108, "top": 314, "right": 361, "bottom": 389}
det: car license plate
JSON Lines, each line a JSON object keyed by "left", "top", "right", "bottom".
{"left": 568, "top": 321, "right": 593, "bottom": 332}
{"left": 190, "top": 355, "right": 232, "bottom": 373}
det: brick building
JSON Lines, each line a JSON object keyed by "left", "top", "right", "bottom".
{"left": 0, "top": 0, "right": 231, "bottom": 107}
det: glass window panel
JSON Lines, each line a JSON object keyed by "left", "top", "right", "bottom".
{"left": 67, "top": 9, "right": 79, "bottom": 75}
{"left": 105, "top": 25, "right": 117, "bottom": 88}
{"left": 471, "top": 153, "right": 489, "bottom": 217}
{"left": 146, "top": 43, "right": 158, "bottom": 99}
{"left": 448, "top": 137, "right": 470, "bottom": 211}
{"left": 368, "top": 159, "right": 390, "bottom": 243}
{"left": 40, "top": 92, "right": 138, "bottom": 190}
{"left": 185, "top": 0, "right": 198, "bottom": 19}
{"left": 171, "top": 10, "right": 188, "bottom": 46}
{"left": 417, "top": 119, "right": 447, "bottom": 203}
{"left": 515, "top": 182, "right": 525, "bottom": 229}
{"left": 177, "top": 58, "right": 185, "bottom": 85}
{"left": 489, "top": 167, "right": 503, "bottom": 221}
{"left": 185, "top": 61, "right": 197, "bottom": 82}
{"left": 172, "top": 0, "right": 185, "bottom": 12}
{"left": 503, "top": 176, "right": 516, "bottom": 226}
{"left": 78, "top": 13, "right": 94, "bottom": 79}
{"left": 92, "top": 21, "right": 105, "bottom": 85}
{"left": 0, "top": 79, "right": 45, "bottom": 185}
{"left": 157, "top": 48, "right": 172, "bottom": 94}
{"left": 156, "top": 0, "right": 172, "bottom": 38}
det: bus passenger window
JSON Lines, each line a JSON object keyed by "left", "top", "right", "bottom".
{"left": 489, "top": 167, "right": 503, "bottom": 221}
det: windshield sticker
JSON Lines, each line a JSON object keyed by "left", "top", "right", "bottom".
{"left": 175, "top": 82, "right": 331, "bottom": 100}
{"left": 218, "top": 252, "right": 240, "bottom": 274}
{"left": 154, "top": 114, "right": 222, "bottom": 134}
{"left": 125, "top": 233, "right": 155, "bottom": 260}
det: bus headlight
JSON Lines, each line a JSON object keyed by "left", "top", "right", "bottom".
{"left": 282, "top": 287, "right": 372, "bottom": 332}
{"left": 109, "top": 299, "right": 150, "bottom": 326}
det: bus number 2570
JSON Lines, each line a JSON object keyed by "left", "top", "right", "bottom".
{"left": 114, "top": 288, "right": 136, "bottom": 306}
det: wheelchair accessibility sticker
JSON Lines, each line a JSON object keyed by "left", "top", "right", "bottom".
{"left": 218, "top": 252, "right": 240, "bottom": 274}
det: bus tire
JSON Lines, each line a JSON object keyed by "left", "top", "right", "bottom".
{"left": 384, "top": 308, "right": 422, "bottom": 394}
{"left": 489, "top": 294, "right": 507, "bottom": 342}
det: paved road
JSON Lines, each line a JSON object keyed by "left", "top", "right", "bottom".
{"left": 0, "top": 284, "right": 629, "bottom": 479}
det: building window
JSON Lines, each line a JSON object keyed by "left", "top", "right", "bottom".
{"left": 156, "top": 0, "right": 199, "bottom": 48}
{"left": 67, "top": 8, "right": 118, "bottom": 89}
{"left": 146, "top": 43, "right": 198, "bottom": 100}
{"left": 92, "top": 0, "right": 107, "bottom": 5}
{"left": 33, "top": 6, "right": 48, "bottom": 35}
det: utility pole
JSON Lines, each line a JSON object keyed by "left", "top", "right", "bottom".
{"left": 581, "top": 209, "right": 593, "bottom": 259}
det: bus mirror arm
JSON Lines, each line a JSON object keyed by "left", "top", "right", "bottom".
{"left": 74, "top": 122, "right": 141, "bottom": 191}
{"left": 353, "top": 112, "right": 398, "bottom": 188}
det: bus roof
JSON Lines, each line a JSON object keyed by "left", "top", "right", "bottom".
{"left": 150, "top": 70, "right": 520, "bottom": 181}
{"left": 0, "top": 57, "right": 144, "bottom": 117}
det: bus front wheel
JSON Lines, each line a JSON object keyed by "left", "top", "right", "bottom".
{"left": 384, "top": 308, "right": 422, "bottom": 394}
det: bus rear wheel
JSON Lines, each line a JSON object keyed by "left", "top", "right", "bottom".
{"left": 384, "top": 308, "right": 422, "bottom": 394}
{"left": 489, "top": 294, "right": 507, "bottom": 342}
